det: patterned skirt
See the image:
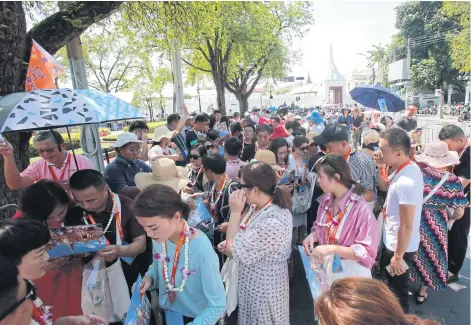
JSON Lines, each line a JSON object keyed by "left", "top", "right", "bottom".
{"left": 409, "top": 207, "right": 448, "bottom": 290}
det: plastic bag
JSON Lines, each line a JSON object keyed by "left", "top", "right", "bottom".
{"left": 221, "top": 258, "right": 238, "bottom": 317}
{"left": 81, "top": 258, "right": 114, "bottom": 321}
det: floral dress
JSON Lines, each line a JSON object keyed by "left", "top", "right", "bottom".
{"left": 232, "top": 204, "right": 293, "bottom": 325}
{"left": 409, "top": 167, "right": 468, "bottom": 290}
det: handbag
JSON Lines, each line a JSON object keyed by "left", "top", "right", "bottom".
{"left": 220, "top": 257, "right": 238, "bottom": 317}
{"left": 292, "top": 170, "right": 317, "bottom": 215}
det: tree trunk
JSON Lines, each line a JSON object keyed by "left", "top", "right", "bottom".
{"left": 0, "top": 2, "right": 121, "bottom": 219}
{"left": 236, "top": 93, "right": 249, "bottom": 116}
{"left": 0, "top": 2, "right": 31, "bottom": 219}
{"left": 212, "top": 72, "right": 226, "bottom": 114}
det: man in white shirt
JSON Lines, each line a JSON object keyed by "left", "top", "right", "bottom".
{"left": 375, "top": 127, "right": 424, "bottom": 313}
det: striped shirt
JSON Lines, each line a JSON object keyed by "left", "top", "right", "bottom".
{"left": 347, "top": 150, "right": 377, "bottom": 191}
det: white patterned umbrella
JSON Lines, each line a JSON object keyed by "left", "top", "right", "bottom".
{"left": 0, "top": 88, "right": 144, "bottom": 133}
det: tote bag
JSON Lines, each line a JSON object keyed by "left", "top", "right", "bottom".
{"left": 221, "top": 257, "right": 239, "bottom": 317}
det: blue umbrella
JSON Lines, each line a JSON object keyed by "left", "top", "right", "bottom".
{"left": 349, "top": 84, "right": 405, "bottom": 112}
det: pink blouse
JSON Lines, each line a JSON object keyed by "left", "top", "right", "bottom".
{"left": 312, "top": 187, "right": 378, "bottom": 269}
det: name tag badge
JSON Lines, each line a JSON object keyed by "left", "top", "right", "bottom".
{"left": 165, "top": 310, "right": 184, "bottom": 325}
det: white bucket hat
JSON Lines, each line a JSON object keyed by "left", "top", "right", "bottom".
{"left": 134, "top": 158, "right": 189, "bottom": 191}
{"left": 415, "top": 141, "right": 460, "bottom": 168}
{"left": 112, "top": 132, "right": 142, "bottom": 148}
{"left": 152, "top": 126, "right": 175, "bottom": 143}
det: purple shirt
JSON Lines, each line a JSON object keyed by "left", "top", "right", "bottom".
{"left": 312, "top": 187, "right": 378, "bottom": 269}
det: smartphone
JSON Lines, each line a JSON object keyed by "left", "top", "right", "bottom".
{"left": 385, "top": 260, "right": 409, "bottom": 276}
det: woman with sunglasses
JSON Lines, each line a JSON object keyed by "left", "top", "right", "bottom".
{"left": 0, "top": 219, "right": 108, "bottom": 325}
{"left": 288, "top": 135, "right": 310, "bottom": 245}
{"left": 218, "top": 161, "right": 292, "bottom": 325}
{"left": 204, "top": 129, "right": 222, "bottom": 155}
{"left": 302, "top": 154, "right": 378, "bottom": 278}
{"left": 185, "top": 144, "right": 208, "bottom": 193}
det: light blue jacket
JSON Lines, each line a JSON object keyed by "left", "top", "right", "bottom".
{"left": 146, "top": 233, "right": 226, "bottom": 325}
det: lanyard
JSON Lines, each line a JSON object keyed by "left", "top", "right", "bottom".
{"left": 325, "top": 198, "right": 353, "bottom": 244}
{"left": 381, "top": 160, "right": 412, "bottom": 219}
{"left": 344, "top": 148, "right": 352, "bottom": 162}
{"left": 48, "top": 153, "right": 71, "bottom": 181}
{"left": 84, "top": 193, "right": 124, "bottom": 245}
{"left": 209, "top": 175, "right": 227, "bottom": 218}
{"left": 163, "top": 221, "right": 186, "bottom": 303}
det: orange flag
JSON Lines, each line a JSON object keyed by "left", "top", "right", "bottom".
{"left": 25, "top": 40, "right": 66, "bottom": 91}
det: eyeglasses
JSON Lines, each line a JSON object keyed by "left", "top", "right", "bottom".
{"left": 36, "top": 146, "right": 58, "bottom": 154}
{"left": 237, "top": 183, "right": 253, "bottom": 190}
{"left": 189, "top": 154, "right": 201, "bottom": 160}
{"left": 299, "top": 145, "right": 309, "bottom": 151}
{"left": 0, "top": 279, "right": 37, "bottom": 321}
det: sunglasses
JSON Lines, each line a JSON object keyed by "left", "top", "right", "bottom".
{"left": 0, "top": 279, "right": 37, "bottom": 321}
{"left": 36, "top": 146, "right": 59, "bottom": 154}
{"left": 189, "top": 154, "right": 201, "bottom": 160}
{"left": 299, "top": 145, "right": 309, "bottom": 151}
{"left": 236, "top": 183, "right": 253, "bottom": 190}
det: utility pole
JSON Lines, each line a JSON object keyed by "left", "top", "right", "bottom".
{"left": 405, "top": 38, "right": 412, "bottom": 106}
{"left": 171, "top": 39, "right": 184, "bottom": 115}
{"left": 65, "top": 37, "right": 105, "bottom": 173}
{"left": 197, "top": 83, "right": 202, "bottom": 112}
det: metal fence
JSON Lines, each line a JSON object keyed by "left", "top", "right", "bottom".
{"left": 416, "top": 116, "right": 471, "bottom": 145}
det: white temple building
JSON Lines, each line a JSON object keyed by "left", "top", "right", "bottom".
{"left": 324, "top": 45, "right": 348, "bottom": 105}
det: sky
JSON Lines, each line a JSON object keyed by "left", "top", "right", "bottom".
{"left": 290, "top": 0, "right": 405, "bottom": 82}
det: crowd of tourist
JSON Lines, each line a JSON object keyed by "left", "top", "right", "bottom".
{"left": 0, "top": 103, "right": 468, "bottom": 325}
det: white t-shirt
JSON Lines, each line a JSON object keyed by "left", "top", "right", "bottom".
{"left": 148, "top": 145, "right": 177, "bottom": 157}
{"left": 288, "top": 154, "right": 306, "bottom": 176}
{"left": 383, "top": 163, "right": 424, "bottom": 252}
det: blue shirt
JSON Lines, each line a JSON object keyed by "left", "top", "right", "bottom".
{"left": 337, "top": 115, "right": 353, "bottom": 131}
{"left": 104, "top": 155, "right": 152, "bottom": 193}
{"left": 146, "top": 233, "right": 226, "bottom": 325}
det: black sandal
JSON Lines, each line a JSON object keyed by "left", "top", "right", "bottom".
{"left": 415, "top": 291, "right": 427, "bottom": 305}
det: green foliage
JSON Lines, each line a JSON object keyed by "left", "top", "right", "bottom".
{"left": 121, "top": 2, "right": 314, "bottom": 114}
{"left": 122, "top": 121, "right": 166, "bottom": 133}
{"left": 370, "top": 1, "right": 466, "bottom": 92}
{"left": 443, "top": 1, "right": 470, "bottom": 74}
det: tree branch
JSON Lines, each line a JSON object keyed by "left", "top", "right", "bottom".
{"left": 26, "top": 1, "right": 123, "bottom": 56}
{"left": 181, "top": 57, "right": 212, "bottom": 73}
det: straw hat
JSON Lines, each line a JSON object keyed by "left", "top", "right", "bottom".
{"left": 152, "top": 126, "right": 175, "bottom": 143}
{"left": 306, "top": 132, "right": 320, "bottom": 145}
{"left": 253, "top": 150, "right": 277, "bottom": 166}
{"left": 414, "top": 141, "right": 460, "bottom": 168}
{"left": 134, "top": 158, "right": 189, "bottom": 191}
{"left": 112, "top": 132, "right": 142, "bottom": 148}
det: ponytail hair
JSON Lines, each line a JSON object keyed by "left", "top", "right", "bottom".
{"left": 241, "top": 161, "right": 292, "bottom": 209}
{"left": 315, "top": 154, "right": 366, "bottom": 196}
{"left": 135, "top": 184, "right": 191, "bottom": 218}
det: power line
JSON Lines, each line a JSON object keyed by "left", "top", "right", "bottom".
{"left": 410, "top": 27, "right": 460, "bottom": 42}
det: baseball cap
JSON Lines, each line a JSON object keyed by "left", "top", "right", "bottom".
{"left": 313, "top": 124, "right": 348, "bottom": 145}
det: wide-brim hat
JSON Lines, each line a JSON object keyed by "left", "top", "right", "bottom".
{"left": 414, "top": 141, "right": 460, "bottom": 168}
{"left": 135, "top": 158, "right": 189, "bottom": 191}
{"left": 152, "top": 126, "right": 175, "bottom": 143}
{"left": 306, "top": 132, "right": 320, "bottom": 145}
{"left": 112, "top": 132, "right": 142, "bottom": 148}
{"left": 253, "top": 150, "right": 277, "bottom": 166}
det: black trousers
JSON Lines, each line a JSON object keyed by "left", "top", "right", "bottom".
{"left": 381, "top": 246, "right": 415, "bottom": 313}
{"left": 161, "top": 310, "right": 195, "bottom": 324}
{"left": 448, "top": 207, "right": 470, "bottom": 275}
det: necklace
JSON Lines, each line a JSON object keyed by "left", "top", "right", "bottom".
{"left": 83, "top": 192, "right": 123, "bottom": 245}
{"left": 325, "top": 197, "right": 354, "bottom": 244}
{"left": 240, "top": 199, "right": 272, "bottom": 230}
{"left": 161, "top": 221, "right": 192, "bottom": 302}
{"left": 209, "top": 175, "right": 227, "bottom": 215}
{"left": 188, "top": 166, "right": 203, "bottom": 186}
